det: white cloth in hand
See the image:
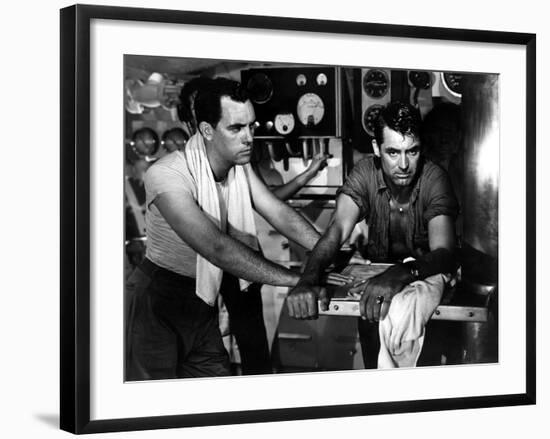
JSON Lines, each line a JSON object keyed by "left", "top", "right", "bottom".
{"left": 378, "top": 273, "right": 449, "bottom": 368}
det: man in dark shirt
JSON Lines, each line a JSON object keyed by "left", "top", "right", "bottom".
{"left": 287, "top": 101, "right": 458, "bottom": 368}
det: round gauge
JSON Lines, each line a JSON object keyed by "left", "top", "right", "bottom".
{"left": 363, "top": 104, "right": 384, "bottom": 136}
{"left": 442, "top": 72, "right": 463, "bottom": 97}
{"left": 363, "top": 69, "right": 389, "bottom": 99}
{"left": 274, "top": 113, "right": 296, "bottom": 135}
{"left": 296, "top": 74, "right": 307, "bottom": 86}
{"left": 161, "top": 127, "right": 188, "bottom": 152}
{"left": 297, "top": 93, "right": 325, "bottom": 127}
{"left": 246, "top": 73, "right": 273, "bottom": 104}
{"left": 316, "top": 73, "right": 328, "bottom": 86}
{"left": 408, "top": 71, "right": 432, "bottom": 89}
{"left": 131, "top": 127, "right": 159, "bottom": 157}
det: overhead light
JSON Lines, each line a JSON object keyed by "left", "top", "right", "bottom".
{"left": 125, "top": 73, "right": 181, "bottom": 114}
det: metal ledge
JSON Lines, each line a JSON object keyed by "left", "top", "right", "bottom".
{"left": 319, "top": 299, "right": 488, "bottom": 322}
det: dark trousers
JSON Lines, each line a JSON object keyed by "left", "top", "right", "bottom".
{"left": 220, "top": 276, "right": 272, "bottom": 375}
{"left": 357, "top": 319, "right": 380, "bottom": 369}
{"left": 125, "top": 259, "right": 231, "bottom": 381}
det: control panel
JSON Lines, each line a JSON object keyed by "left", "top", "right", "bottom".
{"left": 407, "top": 70, "right": 463, "bottom": 116}
{"left": 241, "top": 67, "right": 341, "bottom": 138}
{"left": 241, "top": 67, "right": 344, "bottom": 197}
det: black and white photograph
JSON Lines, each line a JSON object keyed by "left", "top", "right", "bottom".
{"left": 123, "top": 55, "right": 499, "bottom": 380}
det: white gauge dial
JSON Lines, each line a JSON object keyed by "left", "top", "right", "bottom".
{"left": 297, "top": 93, "right": 325, "bottom": 126}
{"left": 296, "top": 74, "right": 307, "bottom": 86}
{"left": 274, "top": 113, "right": 295, "bottom": 135}
{"left": 316, "top": 73, "right": 328, "bottom": 86}
{"left": 441, "top": 72, "right": 463, "bottom": 97}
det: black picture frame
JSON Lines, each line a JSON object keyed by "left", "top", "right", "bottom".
{"left": 60, "top": 3, "right": 536, "bottom": 434}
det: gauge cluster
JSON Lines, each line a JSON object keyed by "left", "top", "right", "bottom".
{"left": 241, "top": 67, "right": 340, "bottom": 138}
{"left": 361, "top": 68, "right": 392, "bottom": 137}
{"left": 412, "top": 70, "right": 463, "bottom": 107}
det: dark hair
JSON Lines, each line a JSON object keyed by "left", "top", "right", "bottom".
{"left": 177, "top": 76, "right": 213, "bottom": 123}
{"left": 194, "top": 77, "right": 250, "bottom": 128}
{"left": 373, "top": 102, "right": 422, "bottom": 146}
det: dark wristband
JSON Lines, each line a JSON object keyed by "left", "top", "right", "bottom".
{"left": 403, "top": 261, "right": 420, "bottom": 280}
{"left": 404, "top": 248, "right": 456, "bottom": 280}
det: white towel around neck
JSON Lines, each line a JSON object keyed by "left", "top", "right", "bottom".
{"left": 184, "top": 133, "right": 259, "bottom": 306}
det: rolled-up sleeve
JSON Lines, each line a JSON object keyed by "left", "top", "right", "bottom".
{"left": 423, "top": 164, "right": 459, "bottom": 224}
{"left": 336, "top": 159, "right": 372, "bottom": 221}
{"left": 144, "top": 160, "right": 194, "bottom": 209}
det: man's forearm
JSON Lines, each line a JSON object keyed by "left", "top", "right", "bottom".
{"left": 154, "top": 189, "right": 300, "bottom": 287}
{"left": 362, "top": 248, "right": 457, "bottom": 306}
{"left": 270, "top": 171, "right": 312, "bottom": 201}
{"left": 403, "top": 247, "right": 457, "bottom": 280}
{"left": 204, "top": 232, "right": 299, "bottom": 287}
{"left": 299, "top": 225, "right": 343, "bottom": 285}
{"left": 269, "top": 203, "right": 321, "bottom": 251}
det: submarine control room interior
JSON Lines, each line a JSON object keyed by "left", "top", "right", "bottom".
{"left": 124, "top": 55, "right": 499, "bottom": 376}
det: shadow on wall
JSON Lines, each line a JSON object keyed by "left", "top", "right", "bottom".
{"left": 34, "top": 413, "right": 59, "bottom": 429}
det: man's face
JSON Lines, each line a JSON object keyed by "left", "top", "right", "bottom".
{"left": 374, "top": 126, "right": 421, "bottom": 188}
{"left": 208, "top": 96, "right": 256, "bottom": 166}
